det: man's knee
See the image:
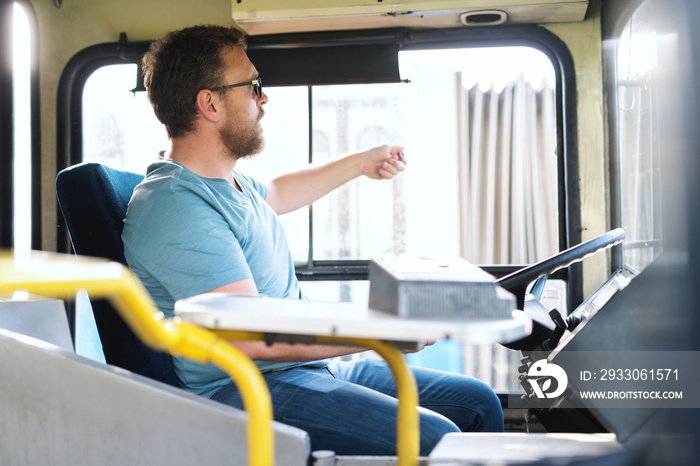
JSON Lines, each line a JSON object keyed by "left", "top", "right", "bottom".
{"left": 419, "top": 408, "right": 460, "bottom": 456}
{"left": 471, "top": 379, "right": 504, "bottom": 432}
{"left": 416, "top": 370, "right": 504, "bottom": 433}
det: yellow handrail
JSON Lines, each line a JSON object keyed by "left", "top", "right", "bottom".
{"left": 317, "top": 336, "right": 420, "bottom": 466}
{"left": 0, "top": 252, "right": 274, "bottom": 466}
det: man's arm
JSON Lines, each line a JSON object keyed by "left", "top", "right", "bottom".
{"left": 207, "top": 280, "right": 365, "bottom": 360}
{"left": 264, "top": 144, "right": 405, "bottom": 215}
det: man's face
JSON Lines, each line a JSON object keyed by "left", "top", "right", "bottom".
{"left": 217, "top": 48, "right": 267, "bottom": 160}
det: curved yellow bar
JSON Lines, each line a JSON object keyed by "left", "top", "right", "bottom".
{"left": 317, "top": 336, "right": 420, "bottom": 466}
{"left": 174, "top": 321, "right": 274, "bottom": 466}
{"left": 0, "top": 252, "right": 274, "bottom": 466}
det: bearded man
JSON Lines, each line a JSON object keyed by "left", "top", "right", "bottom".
{"left": 122, "top": 24, "right": 502, "bottom": 456}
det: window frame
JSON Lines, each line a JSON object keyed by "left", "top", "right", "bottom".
{"left": 56, "top": 25, "right": 581, "bottom": 309}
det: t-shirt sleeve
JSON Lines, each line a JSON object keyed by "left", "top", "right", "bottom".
{"left": 123, "top": 181, "right": 253, "bottom": 303}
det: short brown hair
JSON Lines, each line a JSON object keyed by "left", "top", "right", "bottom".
{"left": 142, "top": 25, "right": 247, "bottom": 138}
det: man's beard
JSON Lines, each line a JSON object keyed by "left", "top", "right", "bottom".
{"left": 219, "top": 109, "right": 266, "bottom": 160}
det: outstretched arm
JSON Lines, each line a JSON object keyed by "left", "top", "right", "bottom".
{"left": 265, "top": 144, "right": 405, "bottom": 215}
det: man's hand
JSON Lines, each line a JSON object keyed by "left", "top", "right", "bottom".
{"left": 401, "top": 340, "right": 436, "bottom": 354}
{"left": 267, "top": 144, "right": 407, "bottom": 214}
{"left": 361, "top": 145, "right": 406, "bottom": 180}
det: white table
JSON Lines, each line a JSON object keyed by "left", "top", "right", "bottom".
{"left": 175, "top": 292, "right": 531, "bottom": 466}
{"left": 175, "top": 293, "right": 531, "bottom": 346}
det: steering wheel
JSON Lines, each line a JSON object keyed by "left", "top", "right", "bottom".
{"left": 498, "top": 228, "right": 625, "bottom": 350}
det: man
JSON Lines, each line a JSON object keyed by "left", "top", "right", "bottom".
{"left": 123, "top": 24, "right": 503, "bottom": 456}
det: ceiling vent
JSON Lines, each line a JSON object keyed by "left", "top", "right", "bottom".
{"left": 460, "top": 10, "right": 508, "bottom": 26}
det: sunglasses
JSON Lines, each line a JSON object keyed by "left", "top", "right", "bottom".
{"left": 210, "top": 78, "right": 263, "bottom": 98}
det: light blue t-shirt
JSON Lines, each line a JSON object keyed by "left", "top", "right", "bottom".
{"left": 122, "top": 159, "right": 321, "bottom": 397}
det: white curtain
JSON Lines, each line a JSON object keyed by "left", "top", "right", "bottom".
{"left": 459, "top": 74, "right": 558, "bottom": 265}
{"left": 457, "top": 74, "right": 558, "bottom": 391}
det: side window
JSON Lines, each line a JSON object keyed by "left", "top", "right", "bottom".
{"left": 241, "top": 48, "right": 559, "bottom": 266}
{"left": 399, "top": 47, "right": 559, "bottom": 266}
{"left": 83, "top": 47, "right": 559, "bottom": 271}
{"left": 239, "top": 46, "right": 561, "bottom": 311}
{"left": 615, "top": 2, "right": 663, "bottom": 272}
{"left": 82, "top": 64, "right": 169, "bottom": 175}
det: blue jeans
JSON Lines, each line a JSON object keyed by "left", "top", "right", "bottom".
{"left": 211, "top": 358, "right": 503, "bottom": 456}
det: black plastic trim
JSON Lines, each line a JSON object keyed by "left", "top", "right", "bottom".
{"left": 295, "top": 261, "right": 567, "bottom": 284}
{"left": 0, "top": 0, "right": 13, "bottom": 248}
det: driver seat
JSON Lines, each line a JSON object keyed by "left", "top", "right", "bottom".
{"left": 56, "top": 162, "right": 179, "bottom": 387}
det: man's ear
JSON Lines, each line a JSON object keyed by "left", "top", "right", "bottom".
{"left": 195, "top": 89, "right": 220, "bottom": 123}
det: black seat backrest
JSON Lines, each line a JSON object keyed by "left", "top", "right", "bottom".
{"left": 56, "top": 162, "right": 179, "bottom": 387}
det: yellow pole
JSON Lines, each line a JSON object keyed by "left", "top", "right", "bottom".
{"left": 317, "top": 336, "right": 420, "bottom": 466}
{"left": 173, "top": 321, "right": 275, "bottom": 466}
